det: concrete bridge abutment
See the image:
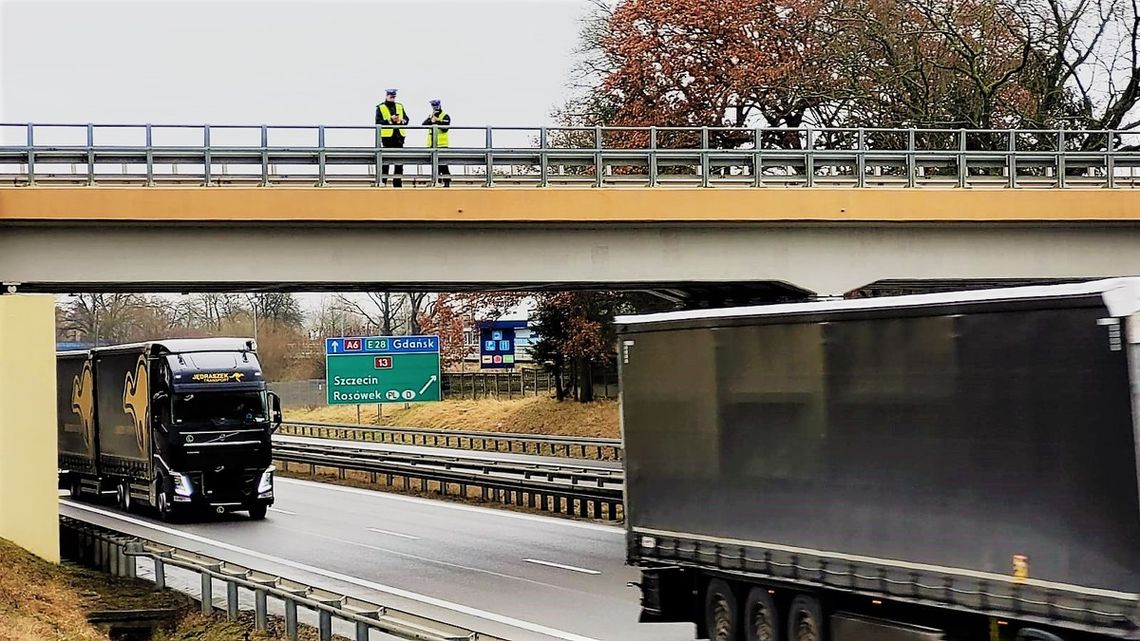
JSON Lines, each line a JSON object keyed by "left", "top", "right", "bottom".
{"left": 0, "top": 294, "right": 59, "bottom": 562}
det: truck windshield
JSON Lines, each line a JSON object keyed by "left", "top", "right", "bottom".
{"left": 173, "top": 392, "right": 267, "bottom": 427}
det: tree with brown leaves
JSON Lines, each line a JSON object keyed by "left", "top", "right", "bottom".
{"left": 417, "top": 294, "right": 469, "bottom": 369}
{"left": 530, "top": 291, "right": 634, "bottom": 402}
{"left": 592, "top": 0, "right": 833, "bottom": 147}
{"left": 572, "top": 0, "right": 1140, "bottom": 148}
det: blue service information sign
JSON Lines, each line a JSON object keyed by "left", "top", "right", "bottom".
{"left": 479, "top": 326, "right": 516, "bottom": 368}
{"left": 325, "top": 336, "right": 440, "bottom": 355}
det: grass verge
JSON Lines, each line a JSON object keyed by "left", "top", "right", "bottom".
{"left": 0, "top": 536, "right": 352, "bottom": 641}
{"left": 286, "top": 397, "right": 620, "bottom": 439}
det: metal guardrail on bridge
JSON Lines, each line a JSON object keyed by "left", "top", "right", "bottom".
{"left": 3, "top": 123, "right": 1139, "bottom": 188}
{"left": 278, "top": 420, "right": 623, "bottom": 461}
{"left": 272, "top": 438, "right": 624, "bottom": 521}
{"left": 60, "top": 515, "right": 509, "bottom": 641}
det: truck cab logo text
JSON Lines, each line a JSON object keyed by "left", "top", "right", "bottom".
{"left": 191, "top": 372, "right": 245, "bottom": 383}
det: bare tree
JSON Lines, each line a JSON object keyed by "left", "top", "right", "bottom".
{"left": 1024, "top": 0, "right": 1140, "bottom": 143}
{"left": 820, "top": 0, "right": 1037, "bottom": 132}
{"left": 178, "top": 293, "right": 245, "bottom": 332}
{"left": 246, "top": 293, "right": 304, "bottom": 328}
{"left": 334, "top": 292, "right": 410, "bottom": 335}
{"left": 57, "top": 294, "right": 156, "bottom": 345}
{"left": 309, "top": 298, "right": 363, "bottom": 338}
{"left": 404, "top": 293, "right": 432, "bottom": 335}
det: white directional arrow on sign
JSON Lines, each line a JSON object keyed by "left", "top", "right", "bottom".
{"left": 419, "top": 375, "right": 438, "bottom": 395}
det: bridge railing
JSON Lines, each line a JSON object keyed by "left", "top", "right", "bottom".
{"left": 2, "top": 123, "right": 1138, "bottom": 188}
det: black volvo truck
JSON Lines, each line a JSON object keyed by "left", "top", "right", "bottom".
{"left": 58, "top": 338, "right": 282, "bottom": 520}
{"left": 617, "top": 278, "right": 1140, "bottom": 641}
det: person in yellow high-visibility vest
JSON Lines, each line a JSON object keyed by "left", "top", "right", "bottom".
{"left": 375, "top": 88, "right": 409, "bottom": 187}
{"left": 422, "top": 98, "right": 451, "bottom": 187}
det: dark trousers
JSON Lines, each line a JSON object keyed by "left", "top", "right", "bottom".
{"left": 381, "top": 136, "right": 403, "bottom": 187}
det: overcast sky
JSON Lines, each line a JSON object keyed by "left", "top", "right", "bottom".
{"left": 1, "top": 0, "right": 588, "bottom": 315}
{"left": 1, "top": 0, "right": 590, "bottom": 127}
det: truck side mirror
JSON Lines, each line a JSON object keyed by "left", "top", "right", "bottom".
{"left": 151, "top": 391, "right": 170, "bottom": 430}
{"left": 268, "top": 391, "right": 282, "bottom": 431}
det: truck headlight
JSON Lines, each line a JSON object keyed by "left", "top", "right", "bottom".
{"left": 171, "top": 472, "right": 193, "bottom": 497}
{"left": 257, "top": 466, "right": 275, "bottom": 494}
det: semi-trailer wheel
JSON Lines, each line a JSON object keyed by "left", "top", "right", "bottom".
{"left": 743, "top": 587, "right": 780, "bottom": 641}
{"left": 787, "top": 594, "right": 825, "bottom": 641}
{"left": 705, "top": 579, "right": 740, "bottom": 641}
{"left": 68, "top": 478, "right": 81, "bottom": 499}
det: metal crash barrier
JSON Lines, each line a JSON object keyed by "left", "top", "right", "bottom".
{"left": 59, "top": 516, "right": 509, "bottom": 641}
{"left": 272, "top": 438, "right": 625, "bottom": 521}
{"left": 278, "top": 420, "right": 623, "bottom": 461}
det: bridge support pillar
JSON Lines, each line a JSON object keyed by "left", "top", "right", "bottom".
{"left": 0, "top": 294, "right": 59, "bottom": 562}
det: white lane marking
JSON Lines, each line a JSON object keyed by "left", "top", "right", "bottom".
{"left": 277, "top": 525, "right": 588, "bottom": 594}
{"left": 61, "top": 501, "right": 605, "bottom": 641}
{"left": 268, "top": 507, "right": 296, "bottom": 515}
{"left": 275, "top": 476, "right": 622, "bottom": 534}
{"left": 367, "top": 527, "right": 421, "bottom": 541}
{"left": 523, "top": 559, "right": 602, "bottom": 575}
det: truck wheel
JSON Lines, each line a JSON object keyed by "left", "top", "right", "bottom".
{"left": 704, "top": 579, "right": 740, "bottom": 641}
{"left": 116, "top": 482, "right": 130, "bottom": 512}
{"left": 1016, "top": 629, "right": 1065, "bottom": 641}
{"left": 68, "top": 479, "right": 81, "bottom": 499}
{"left": 157, "top": 489, "right": 176, "bottom": 522}
{"left": 744, "top": 587, "right": 779, "bottom": 641}
{"left": 787, "top": 594, "right": 825, "bottom": 641}
{"left": 248, "top": 504, "right": 268, "bottom": 520}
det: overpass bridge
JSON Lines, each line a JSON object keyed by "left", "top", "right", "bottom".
{"left": 1, "top": 123, "right": 1139, "bottom": 561}
{"left": 2, "top": 123, "right": 1140, "bottom": 298}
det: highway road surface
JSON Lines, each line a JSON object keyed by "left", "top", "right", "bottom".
{"left": 61, "top": 476, "right": 691, "bottom": 641}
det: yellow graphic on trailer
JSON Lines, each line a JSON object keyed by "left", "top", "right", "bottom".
{"left": 1012, "top": 554, "right": 1030, "bottom": 583}
{"left": 70, "top": 360, "right": 96, "bottom": 450}
{"left": 123, "top": 355, "right": 150, "bottom": 453}
{"left": 191, "top": 372, "right": 245, "bottom": 383}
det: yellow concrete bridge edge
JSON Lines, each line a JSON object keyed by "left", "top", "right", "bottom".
{"left": 1, "top": 187, "right": 1138, "bottom": 222}
{"left": 0, "top": 294, "right": 59, "bottom": 562}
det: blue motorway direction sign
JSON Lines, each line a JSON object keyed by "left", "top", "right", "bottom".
{"left": 325, "top": 336, "right": 441, "bottom": 405}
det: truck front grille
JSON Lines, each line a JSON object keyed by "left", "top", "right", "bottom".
{"left": 195, "top": 469, "right": 259, "bottom": 499}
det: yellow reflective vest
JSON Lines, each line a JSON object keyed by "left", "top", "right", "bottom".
{"left": 377, "top": 102, "right": 407, "bottom": 138}
{"left": 426, "top": 112, "right": 450, "bottom": 148}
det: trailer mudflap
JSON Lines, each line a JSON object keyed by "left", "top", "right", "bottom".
{"left": 636, "top": 566, "right": 697, "bottom": 624}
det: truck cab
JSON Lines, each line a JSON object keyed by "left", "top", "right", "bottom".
{"left": 58, "top": 337, "right": 281, "bottom": 521}
{"left": 151, "top": 339, "right": 281, "bottom": 520}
